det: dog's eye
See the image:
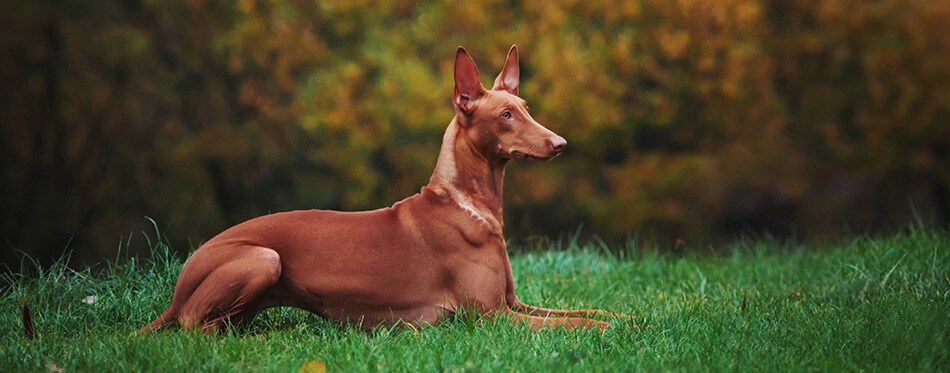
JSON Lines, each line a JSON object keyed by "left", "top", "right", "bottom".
{"left": 502, "top": 111, "right": 511, "bottom": 118}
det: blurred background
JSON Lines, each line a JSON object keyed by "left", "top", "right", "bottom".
{"left": 2, "top": 0, "right": 948, "bottom": 269}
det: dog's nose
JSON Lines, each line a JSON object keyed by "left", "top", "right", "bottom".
{"left": 550, "top": 137, "right": 567, "bottom": 153}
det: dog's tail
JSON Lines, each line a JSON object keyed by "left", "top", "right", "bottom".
{"left": 138, "top": 307, "right": 178, "bottom": 333}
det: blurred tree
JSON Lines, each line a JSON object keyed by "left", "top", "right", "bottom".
{"left": 1, "top": 0, "right": 947, "bottom": 268}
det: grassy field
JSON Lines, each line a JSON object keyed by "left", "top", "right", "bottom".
{"left": 2, "top": 227, "right": 948, "bottom": 371}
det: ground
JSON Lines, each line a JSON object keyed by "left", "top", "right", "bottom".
{"left": 2, "top": 228, "right": 947, "bottom": 371}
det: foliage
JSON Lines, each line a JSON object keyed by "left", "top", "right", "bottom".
{"left": 1, "top": 228, "right": 948, "bottom": 371}
{"left": 1, "top": 0, "right": 948, "bottom": 264}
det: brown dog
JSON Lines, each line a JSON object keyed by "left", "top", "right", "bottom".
{"left": 141, "top": 45, "right": 614, "bottom": 333}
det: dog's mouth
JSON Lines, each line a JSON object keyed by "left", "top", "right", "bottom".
{"left": 509, "top": 150, "right": 558, "bottom": 161}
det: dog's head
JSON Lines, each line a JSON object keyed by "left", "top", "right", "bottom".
{"left": 453, "top": 45, "right": 566, "bottom": 162}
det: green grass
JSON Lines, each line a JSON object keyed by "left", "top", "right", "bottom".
{"left": 2, "top": 227, "right": 948, "bottom": 371}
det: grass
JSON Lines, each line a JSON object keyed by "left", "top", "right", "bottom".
{"left": 2, "top": 227, "right": 948, "bottom": 372}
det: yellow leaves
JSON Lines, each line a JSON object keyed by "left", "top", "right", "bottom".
{"left": 524, "top": 1, "right": 568, "bottom": 33}
{"left": 617, "top": 0, "right": 642, "bottom": 20}
{"left": 237, "top": 0, "right": 255, "bottom": 13}
{"left": 611, "top": 31, "right": 636, "bottom": 76}
{"left": 734, "top": 1, "right": 761, "bottom": 24}
{"left": 319, "top": 0, "right": 370, "bottom": 14}
{"left": 657, "top": 30, "right": 691, "bottom": 60}
{"left": 299, "top": 361, "right": 326, "bottom": 373}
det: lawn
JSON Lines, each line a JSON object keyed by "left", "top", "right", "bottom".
{"left": 2, "top": 227, "right": 948, "bottom": 371}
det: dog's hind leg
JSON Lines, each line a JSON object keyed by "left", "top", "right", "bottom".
{"left": 172, "top": 245, "right": 282, "bottom": 332}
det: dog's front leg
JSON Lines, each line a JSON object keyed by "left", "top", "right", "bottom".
{"left": 510, "top": 299, "right": 633, "bottom": 320}
{"left": 495, "top": 307, "right": 611, "bottom": 331}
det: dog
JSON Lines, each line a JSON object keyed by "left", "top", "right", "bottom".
{"left": 141, "top": 45, "right": 615, "bottom": 333}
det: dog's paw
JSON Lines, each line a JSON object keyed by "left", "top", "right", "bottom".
{"left": 581, "top": 319, "right": 612, "bottom": 330}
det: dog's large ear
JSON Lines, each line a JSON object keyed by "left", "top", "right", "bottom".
{"left": 492, "top": 45, "right": 519, "bottom": 96}
{"left": 454, "top": 47, "right": 485, "bottom": 116}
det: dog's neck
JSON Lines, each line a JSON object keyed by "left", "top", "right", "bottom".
{"left": 426, "top": 118, "right": 507, "bottom": 234}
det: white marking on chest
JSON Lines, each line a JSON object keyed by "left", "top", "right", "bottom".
{"left": 454, "top": 193, "right": 492, "bottom": 227}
